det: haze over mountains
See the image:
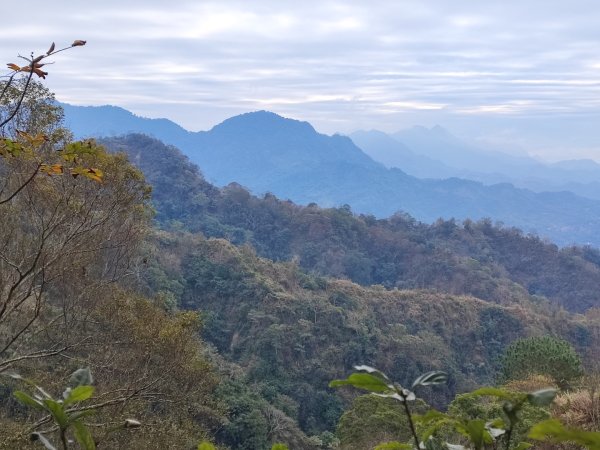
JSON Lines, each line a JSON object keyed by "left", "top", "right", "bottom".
{"left": 352, "top": 127, "right": 600, "bottom": 200}
{"left": 61, "top": 103, "right": 600, "bottom": 246}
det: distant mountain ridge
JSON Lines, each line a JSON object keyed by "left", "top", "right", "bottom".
{"left": 352, "top": 126, "right": 600, "bottom": 200}
{"left": 63, "top": 103, "right": 600, "bottom": 246}
{"left": 100, "top": 133, "right": 600, "bottom": 314}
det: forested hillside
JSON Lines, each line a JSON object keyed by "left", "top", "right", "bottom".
{"left": 66, "top": 105, "right": 600, "bottom": 246}
{"left": 2, "top": 81, "right": 600, "bottom": 449}
{"left": 102, "top": 134, "right": 600, "bottom": 313}
{"left": 138, "top": 229, "right": 600, "bottom": 444}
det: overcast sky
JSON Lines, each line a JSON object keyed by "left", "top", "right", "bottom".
{"left": 3, "top": 1, "right": 600, "bottom": 161}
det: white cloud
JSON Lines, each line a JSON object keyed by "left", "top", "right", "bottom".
{"left": 2, "top": 1, "right": 600, "bottom": 157}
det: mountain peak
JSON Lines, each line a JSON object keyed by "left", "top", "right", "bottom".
{"left": 211, "top": 110, "right": 316, "bottom": 135}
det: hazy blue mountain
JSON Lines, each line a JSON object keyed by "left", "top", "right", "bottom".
{"left": 191, "top": 111, "right": 384, "bottom": 190}
{"left": 61, "top": 103, "right": 194, "bottom": 151}
{"left": 348, "top": 126, "right": 600, "bottom": 200}
{"left": 63, "top": 104, "right": 600, "bottom": 245}
{"left": 393, "top": 125, "right": 547, "bottom": 177}
{"left": 349, "top": 129, "right": 455, "bottom": 179}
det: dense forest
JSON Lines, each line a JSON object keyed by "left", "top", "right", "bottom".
{"left": 1, "top": 66, "right": 600, "bottom": 448}
{"left": 103, "top": 134, "right": 600, "bottom": 314}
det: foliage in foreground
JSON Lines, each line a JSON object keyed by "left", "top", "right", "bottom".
{"left": 331, "top": 365, "right": 600, "bottom": 450}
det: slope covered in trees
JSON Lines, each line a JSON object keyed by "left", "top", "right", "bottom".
{"left": 3, "top": 44, "right": 600, "bottom": 450}
{"left": 138, "top": 228, "right": 600, "bottom": 445}
{"left": 67, "top": 106, "right": 600, "bottom": 247}
{"left": 102, "top": 134, "right": 600, "bottom": 313}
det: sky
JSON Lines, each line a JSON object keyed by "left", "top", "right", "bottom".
{"left": 3, "top": 1, "right": 600, "bottom": 161}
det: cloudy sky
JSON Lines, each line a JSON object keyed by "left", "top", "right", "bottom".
{"left": 3, "top": 1, "right": 600, "bottom": 161}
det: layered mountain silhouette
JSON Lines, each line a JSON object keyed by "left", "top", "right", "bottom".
{"left": 353, "top": 127, "right": 600, "bottom": 200}
{"left": 63, "top": 103, "right": 600, "bottom": 246}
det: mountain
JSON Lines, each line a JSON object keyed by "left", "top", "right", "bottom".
{"left": 355, "top": 126, "right": 600, "bottom": 200}
{"left": 191, "top": 111, "right": 384, "bottom": 190}
{"left": 65, "top": 104, "right": 600, "bottom": 246}
{"left": 101, "top": 134, "right": 600, "bottom": 313}
{"left": 61, "top": 103, "right": 194, "bottom": 151}
{"left": 392, "top": 125, "right": 542, "bottom": 176}
{"left": 349, "top": 129, "right": 454, "bottom": 179}
{"left": 98, "top": 133, "right": 600, "bottom": 441}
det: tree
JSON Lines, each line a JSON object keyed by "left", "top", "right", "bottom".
{"left": 0, "top": 42, "right": 150, "bottom": 371}
{"left": 500, "top": 336, "right": 583, "bottom": 389}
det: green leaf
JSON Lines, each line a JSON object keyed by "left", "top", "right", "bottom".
{"left": 72, "top": 420, "right": 96, "bottom": 450}
{"left": 14, "top": 391, "right": 44, "bottom": 410}
{"left": 43, "top": 399, "right": 69, "bottom": 428}
{"left": 68, "top": 409, "right": 97, "bottom": 424}
{"left": 64, "top": 385, "right": 94, "bottom": 406}
{"left": 353, "top": 365, "right": 391, "bottom": 380}
{"left": 198, "top": 442, "right": 217, "bottom": 450}
{"left": 374, "top": 442, "right": 413, "bottom": 450}
{"left": 529, "top": 419, "right": 600, "bottom": 448}
{"left": 526, "top": 388, "right": 557, "bottom": 407}
{"left": 271, "top": 444, "right": 289, "bottom": 450}
{"left": 330, "top": 373, "right": 392, "bottom": 393}
{"left": 528, "top": 419, "right": 564, "bottom": 440}
{"left": 30, "top": 432, "right": 57, "bottom": 450}
{"left": 456, "top": 419, "right": 492, "bottom": 450}
{"left": 411, "top": 371, "right": 448, "bottom": 388}
{"left": 414, "top": 410, "right": 451, "bottom": 441}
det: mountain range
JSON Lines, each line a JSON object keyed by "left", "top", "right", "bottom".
{"left": 352, "top": 126, "right": 600, "bottom": 200}
{"left": 61, "top": 103, "right": 600, "bottom": 246}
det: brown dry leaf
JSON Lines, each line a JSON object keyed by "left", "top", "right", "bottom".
{"left": 72, "top": 40, "right": 87, "bottom": 47}
{"left": 33, "top": 68, "right": 48, "bottom": 79}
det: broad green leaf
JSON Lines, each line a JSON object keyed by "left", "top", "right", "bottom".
{"left": 72, "top": 420, "right": 96, "bottom": 450}
{"left": 31, "top": 432, "right": 57, "bottom": 450}
{"left": 354, "top": 365, "right": 391, "bottom": 380}
{"left": 330, "top": 373, "right": 392, "bottom": 392}
{"left": 414, "top": 410, "right": 451, "bottom": 441}
{"left": 271, "top": 444, "right": 289, "bottom": 450}
{"left": 198, "top": 442, "right": 217, "bottom": 450}
{"left": 529, "top": 419, "right": 600, "bottom": 448}
{"left": 68, "top": 409, "right": 96, "bottom": 424}
{"left": 13, "top": 391, "right": 44, "bottom": 410}
{"left": 374, "top": 442, "right": 412, "bottom": 450}
{"left": 373, "top": 390, "right": 416, "bottom": 402}
{"left": 456, "top": 419, "right": 492, "bottom": 450}
{"left": 526, "top": 388, "right": 557, "bottom": 407}
{"left": 528, "top": 419, "right": 564, "bottom": 440}
{"left": 64, "top": 385, "right": 94, "bottom": 406}
{"left": 411, "top": 371, "right": 448, "bottom": 388}
{"left": 43, "top": 399, "right": 69, "bottom": 428}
